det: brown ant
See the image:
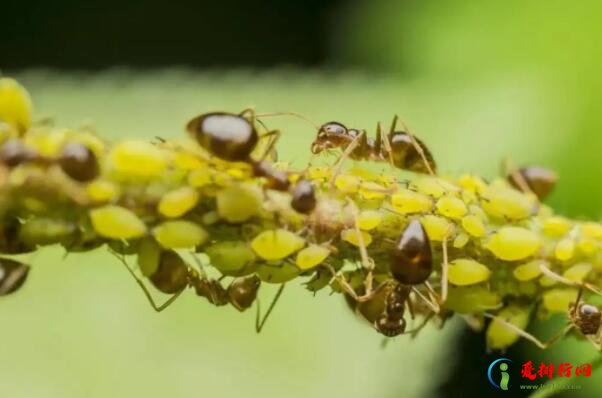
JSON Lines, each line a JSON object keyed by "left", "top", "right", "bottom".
{"left": 186, "top": 109, "right": 316, "bottom": 214}
{"left": 310, "top": 115, "right": 437, "bottom": 175}
{"left": 111, "top": 248, "right": 283, "bottom": 332}
{"left": 502, "top": 158, "right": 558, "bottom": 201}
{"left": 485, "top": 288, "right": 602, "bottom": 351}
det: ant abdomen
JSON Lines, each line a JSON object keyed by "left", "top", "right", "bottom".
{"left": 389, "top": 132, "right": 437, "bottom": 174}
{"left": 390, "top": 220, "right": 433, "bottom": 285}
{"left": 187, "top": 112, "right": 258, "bottom": 162}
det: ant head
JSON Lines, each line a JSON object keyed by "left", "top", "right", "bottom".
{"left": 311, "top": 121, "right": 348, "bottom": 154}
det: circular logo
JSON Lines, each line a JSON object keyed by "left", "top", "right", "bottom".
{"left": 488, "top": 358, "right": 513, "bottom": 390}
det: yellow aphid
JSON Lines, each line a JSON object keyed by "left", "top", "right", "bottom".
{"left": 412, "top": 177, "right": 449, "bottom": 198}
{"left": 436, "top": 195, "right": 467, "bottom": 219}
{"left": 173, "top": 152, "right": 205, "bottom": 170}
{"left": 110, "top": 140, "right": 167, "bottom": 178}
{"left": 448, "top": 259, "right": 491, "bottom": 286}
{"left": 481, "top": 185, "right": 534, "bottom": 220}
{"left": 0, "top": 78, "right": 32, "bottom": 133}
{"left": 137, "top": 237, "right": 161, "bottom": 277}
{"left": 188, "top": 169, "right": 213, "bottom": 187}
{"left": 201, "top": 211, "right": 220, "bottom": 225}
{"left": 420, "top": 215, "right": 454, "bottom": 241}
{"left": 341, "top": 229, "right": 373, "bottom": 247}
{"left": 89, "top": 205, "right": 146, "bottom": 239}
{"left": 554, "top": 238, "right": 575, "bottom": 262}
{"left": 334, "top": 174, "right": 361, "bottom": 193}
{"left": 577, "top": 237, "right": 598, "bottom": 255}
{"left": 158, "top": 187, "right": 199, "bottom": 218}
{"left": 513, "top": 260, "right": 545, "bottom": 281}
{"left": 349, "top": 166, "right": 379, "bottom": 180}
{"left": 542, "top": 216, "right": 572, "bottom": 238}
{"left": 87, "top": 180, "right": 120, "bottom": 203}
{"left": 458, "top": 174, "right": 487, "bottom": 194}
{"left": 486, "top": 305, "right": 530, "bottom": 350}
{"left": 359, "top": 181, "right": 387, "bottom": 200}
{"left": 563, "top": 263, "right": 592, "bottom": 282}
{"left": 542, "top": 289, "right": 578, "bottom": 313}
{"left": 453, "top": 233, "right": 470, "bottom": 249}
{"left": 152, "top": 220, "right": 208, "bottom": 249}
{"left": 216, "top": 183, "right": 262, "bottom": 223}
{"left": 539, "top": 275, "right": 558, "bottom": 287}
{"left": 357, "top": 210, "right": 382, "bottom": 231}
{"left": 445, "top": 286, "right": 501, "bottom": 314}
{"left": 26, "top": 129, "right": 67, "bottom": 157}
{"left": 391, "top": 189, "right": 433, "bottom": 214}
{"left": 485, "top": 227, "right": 542, "bottom": 261}
{"left": 308, "top": 166, "right": 331, "bottom": 180}
{"left": 296, "top": 245, "right": 331, "bottom": 270}
{"left": 251, "top": 229, "right": 305, "bottom": 261}
{"left": 581, "top": 222, "right": 602, "bottom": 240}
{"left": 205, "top": 241, "right": 256, "bottom": 274}
{"left": 461, "top": 215, "right": 487, "bottom": 238}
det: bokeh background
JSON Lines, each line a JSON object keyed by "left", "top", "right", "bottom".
{"left": 2, "top": 1, "right": 602, "bottom": 397}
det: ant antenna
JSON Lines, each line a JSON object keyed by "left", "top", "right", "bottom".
{"left": 255, "top": 111, "right": 320, "bottom": 130}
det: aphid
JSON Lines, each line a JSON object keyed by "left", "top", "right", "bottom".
{"left": 59, "top": 142, "right": 100, "bottom": 182}
{"left": 311, "top": 115, "right": 437, "bottom": 175}
{"left": 390, "top": 220, "right": 433, "bottom": 285}
{"left": 0, "top": 259, "right": 30, "bottom": 296}
{"left": 507, "top": 165, "right": 557, "bottom": 200}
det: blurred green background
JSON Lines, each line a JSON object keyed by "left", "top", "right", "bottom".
{"left": 3, "top": 0, "right": 602, "bottom": 397}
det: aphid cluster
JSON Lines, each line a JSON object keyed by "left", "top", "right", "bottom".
{"left": 1, "top": 77, "right": 601, "bottom": 352}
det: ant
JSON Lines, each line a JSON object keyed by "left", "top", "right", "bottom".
{"left": 186, "top": 109, "right": 317, "bottom": 214}
{"left": 507, "top": 165, "right": 558, "bottom": 201}
{"left": 485, "top": 288, "right": 601, "bottom": 351}
{"left": 310, "top": 115, "right": 437, "bottom": 176}
{"left": 111, "top": 248, "right": 285, "bottom": 332}
{"left": 0, "top": 258, "right": 30, "bottom": 296}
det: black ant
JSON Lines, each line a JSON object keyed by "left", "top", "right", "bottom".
{"left": 186, "top": 109, "right": 316, "bottom": 214}
{"left": 507, "top": 165, "right": 557, "bottom": 201}
{"left": 112, "top": 248, "right": 284, "bottom": 332}
{"left": 0, "top": 258, "right": 30, "bottom": 296}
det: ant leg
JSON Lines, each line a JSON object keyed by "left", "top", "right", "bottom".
{"left": 502, "top": 156, "right": 533, "bottom": 195}
{"left": 110, "top": 250, "right": 184, "bottom": 312}
{"left": 347, "top": 198, "right": 375, "bottom": 295}
{"left": 397, "top": 117, "right": 436, "bottom": 176}
{"left": 379, "top": 122, "right": 396, "bottom": 168}
{"left": 412, "top": 286, "right": 440, "bottom": 314}
{"left": 483, "top": 313, "right": 574, "bottom": 350}
{"left": 329, "top": 132, "right": 364, "bottom": 189}
{"left": 255, "top": 283, "right": 286, "bottom": 333}
{"left": 539, "top": 263, "right": 602, "bottom": 296}
{"left": 257, "top": 129, "right": 281, "bottom": 162}
{"left": 404, "top": 312, "right": 434, "bottom": 338}
{"left": 440, "top": 238, "right": 449, "bottom": 304}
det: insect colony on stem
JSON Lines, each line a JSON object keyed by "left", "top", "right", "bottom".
{"left": 0, "top": 77, "right": 601, "bottom": 350}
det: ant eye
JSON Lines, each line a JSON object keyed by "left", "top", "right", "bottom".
{"left": 580, "top": 304, "right": 599, "bottom": 316}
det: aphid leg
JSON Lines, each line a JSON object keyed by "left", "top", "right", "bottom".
{"left": 110, "top": 250, "right": 185, "bottom": 312}
{"left": 348, "top": 198, "right": 375, "bottom": 295}
{"left": 396, "top": 116, "right": 436, "bottom": 176}
{"left": 329, "top": 132, "right": 364, "bottom": 189}
{"left": 483, "top": 313, "right": 574, "bottom": 350}
{"left": 539, "top": 263, "right": 602, "bottom": 296}
{"left": 441, "top": 238, "right": 449, "bottom": 304}
{"left": 255, "top": 283, "right": 286, "bottom": 333}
